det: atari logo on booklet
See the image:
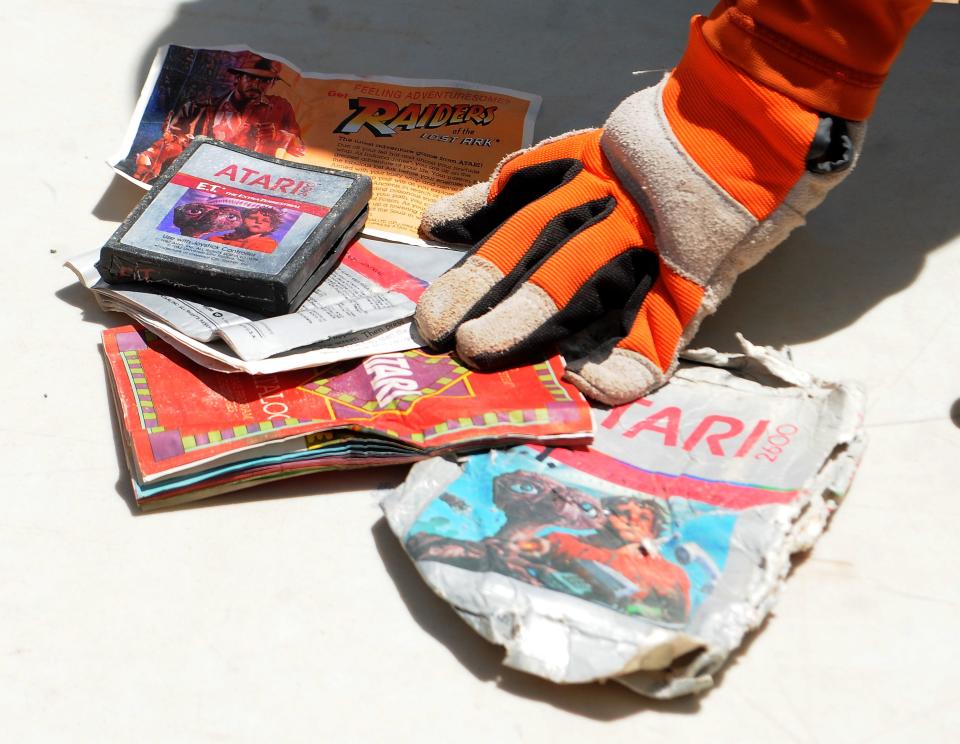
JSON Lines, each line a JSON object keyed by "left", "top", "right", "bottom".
{"left": 97, "top": 138, "right": 372, "bottom": 315}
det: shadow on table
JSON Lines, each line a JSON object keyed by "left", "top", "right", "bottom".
{"left": 93, "top": 174, "right": 152, "bottom": 224}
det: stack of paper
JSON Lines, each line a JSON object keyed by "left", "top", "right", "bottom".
{"left": 69, "top": 237, "right": 462, "bottom": 374}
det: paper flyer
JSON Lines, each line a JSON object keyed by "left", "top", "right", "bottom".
{"left": 110, "top": 45, "right": 541, "bottom": 244}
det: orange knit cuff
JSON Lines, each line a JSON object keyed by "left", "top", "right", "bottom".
{"left": 702, "top": 5, "right": 887, "bottom": 120}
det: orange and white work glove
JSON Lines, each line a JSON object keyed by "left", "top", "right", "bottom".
{"left": 415, "top": 19, "right": 864, "bottom": 406}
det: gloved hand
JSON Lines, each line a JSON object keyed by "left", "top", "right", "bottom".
{"left": 415, "top": 19, "right": 864, "bottom": 406}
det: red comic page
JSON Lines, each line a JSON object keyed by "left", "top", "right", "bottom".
{"left": 102, "top": 326, "right": 592, "bottom": 483}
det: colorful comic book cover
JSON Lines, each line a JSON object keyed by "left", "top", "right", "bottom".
{"left": 102, "top": 326, "right": 592, "bottom": 487}
{"left": 383, "top": 342, "right": 866, "bottom": 698}
{"left": 110, "top": 45, "right": 540, "bottom": 244}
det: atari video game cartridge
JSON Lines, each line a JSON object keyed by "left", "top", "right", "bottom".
{"left": 97, "top": 138, "right": 372, "bottom": 315}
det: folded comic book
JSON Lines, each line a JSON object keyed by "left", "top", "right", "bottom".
{"left": 382, "top": 339, "right": 866, "bottom": 698}
{"left": 102, "top": 325, "right": 592, "bottom": 509}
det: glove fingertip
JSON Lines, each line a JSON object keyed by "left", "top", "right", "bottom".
{"left": 415, "top": 257, "right": 503, "bottom": 348}
{"left": 564, "top": 349, "right": 665, "bottom": 406}
{"left": 413, "top": 295, "right": 458, "bottom": 349}
{"left": 454, "top": 283, "right": 557, "bottom": 369}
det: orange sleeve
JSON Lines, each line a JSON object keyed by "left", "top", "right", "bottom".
{"left": 701, "top": 0, "right": 932, "bottom": 120}
{"left": 663, "top": 21, "right": 821, "bottom": 219}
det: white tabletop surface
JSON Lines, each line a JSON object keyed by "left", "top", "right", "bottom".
{"left": 3, "top": 1, "right": 958, "bottom": 741}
